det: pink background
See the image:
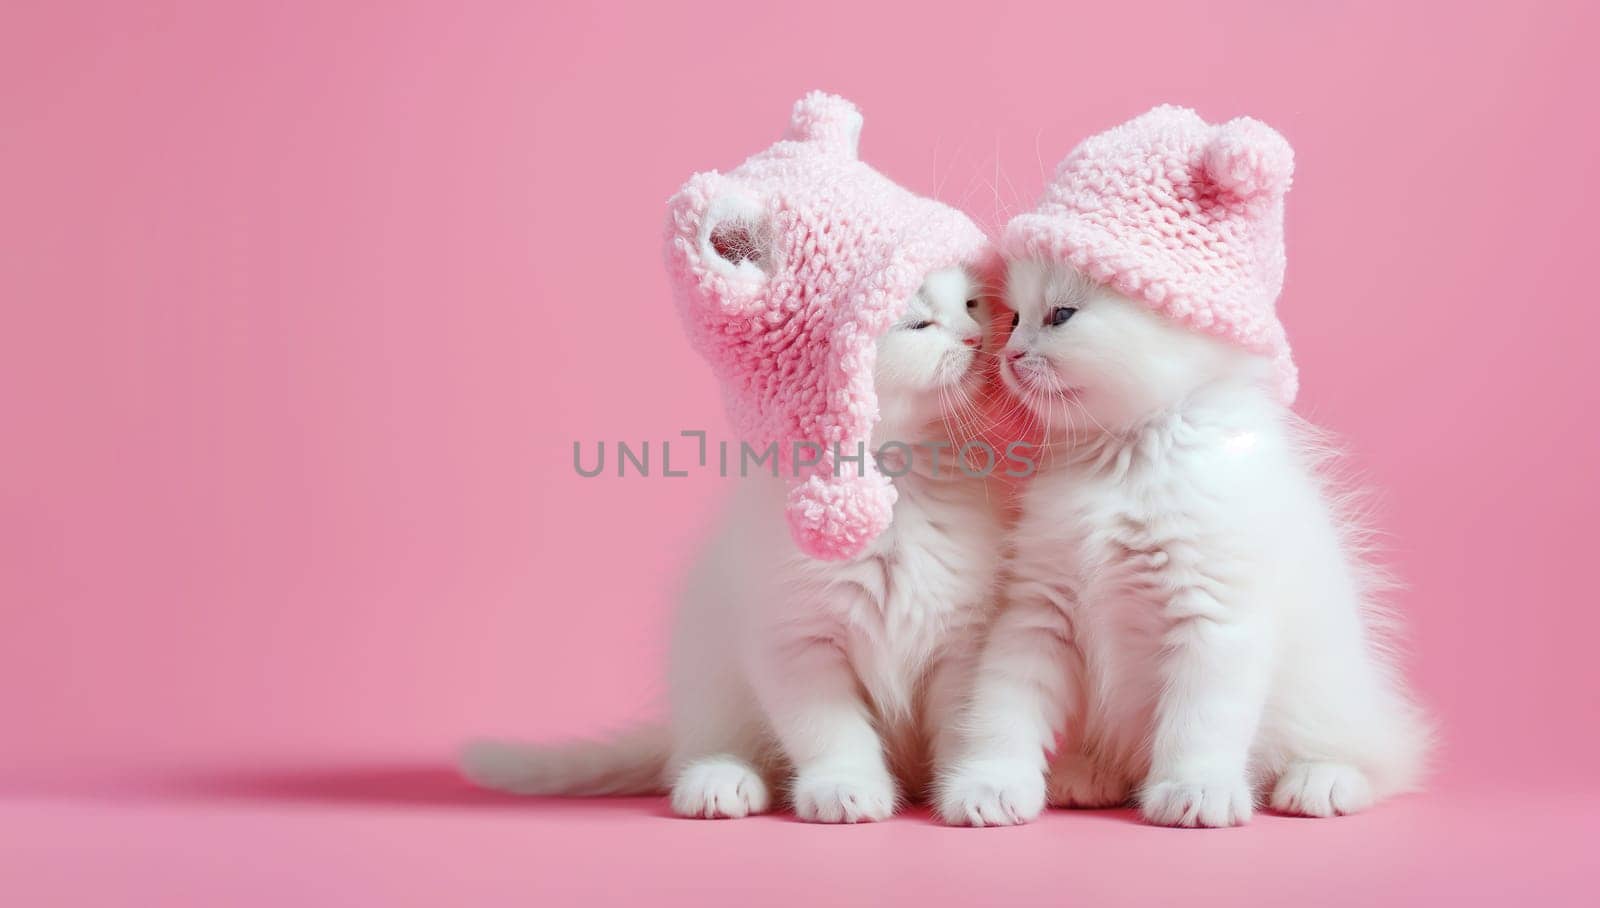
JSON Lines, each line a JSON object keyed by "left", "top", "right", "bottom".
{"left": 3, "top": 1, "right": 1596, "bottom": 904}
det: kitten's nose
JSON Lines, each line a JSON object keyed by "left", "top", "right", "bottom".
{"left": 962, "top": 335, "right": 981, "bottom": 348}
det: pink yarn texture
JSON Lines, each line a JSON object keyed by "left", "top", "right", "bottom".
{"left": 663, "top": 92, "right": 991, "bottom": 560}
{"left": 1004, "top": 105, "right": 1300, "bottom": 402}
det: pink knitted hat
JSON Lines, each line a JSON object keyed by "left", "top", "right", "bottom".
{"left": 664, "top": 92, "right": 990, "bottom": 560}
{"left": 1004, "top": 105, "right": 1299, "bottom": 403}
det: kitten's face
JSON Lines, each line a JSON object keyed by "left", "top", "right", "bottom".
{"left": 873, "top": 267, "right": 989, "bottom": 433}
{"left": 1000, "top": 259, "right": 1258, "bottom": 437}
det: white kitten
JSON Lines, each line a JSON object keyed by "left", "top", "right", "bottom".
{"left": 937, "top": 260, "right": 1431, "bottom": 828}
{"left": 464, "top": 268, "right": 1006, "bottom": 822}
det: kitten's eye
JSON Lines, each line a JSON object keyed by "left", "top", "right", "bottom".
{"left": 1009, "top": 312, "right": 1019, "bottom": 329}
{"left": 965, "top": 299, "right": 978, "bottom": 310}
{"left": 907, "top": 320, "right": 935, "bottom": 330}
{"left": 1048, "top": 306, "right": 1078, "bottom": 327}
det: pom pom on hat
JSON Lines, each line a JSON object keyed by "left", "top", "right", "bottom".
{"left": 1204, "top": 117, "right": 1294, "bottom": 203}
{"left": 786, "top": 473, "right": 896, "bottom": 562}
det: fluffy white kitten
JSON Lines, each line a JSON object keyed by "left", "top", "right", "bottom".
{"left": 464, "top": 268, "right": 1005, "bottom": 822}
{"left": 937, "top": 260, "right": 1431, "bottom": 828}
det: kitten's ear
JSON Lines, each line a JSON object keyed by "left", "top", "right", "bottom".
{"left": 665, "top": 171, "right": 775, "bottom": 292}
{"left": 1204, "top": 116, "right": 1294, "bottom": 204}
{"left": 785, "top": 91, "right": 863, "bottom": 159}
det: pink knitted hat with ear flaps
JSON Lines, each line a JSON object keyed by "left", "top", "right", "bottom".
{"left": 1004, "top": 105, "right": 1299, "bottom": 403}
{"left": 664, "top": 92, "right": 991, "bottom": 561}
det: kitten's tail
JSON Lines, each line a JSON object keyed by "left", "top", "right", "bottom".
{"left": 458, "top": 724, "right": 670, "bottom": 796}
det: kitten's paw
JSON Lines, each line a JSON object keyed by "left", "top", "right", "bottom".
{"left": 791, "top": 766, "right": 896, "bottom": 823}
{"left": 1270, "top": 762, "right": 1373, "bottom": 818}
{"left": 936, "top": 758, "right": 1046, "bottom": 826}
{"left": 1140, "top": 774, "right": 1254, "bottom": 828}
{"left": 1047, "top": 752, "right": 1130, "bottom": 809}
{"left": 670, "top": 758, "right": 771, "bottom": 819}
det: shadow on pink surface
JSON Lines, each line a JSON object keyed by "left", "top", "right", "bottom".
{"left": 7, "top": 760, "right": 1166, "bottom": 824}
{"left": 154, "top": 763, "right": 568, "bottom": 809}
{"left": 7, "top": 763, "right": 671, "bottom": 814}
{"left": 150, "top": 764, "right": 1168, "bottom": 828}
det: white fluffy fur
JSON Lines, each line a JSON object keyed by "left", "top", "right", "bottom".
{"left": 936, "top": 260, "right": 1431, "bottom": 828}
{"left": 464, "top": 269, "right": 1004, "bottom": 821}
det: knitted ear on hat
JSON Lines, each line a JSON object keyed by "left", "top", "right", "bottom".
{"left": 785, "top": 91, "right": 863, "bottom": 158}
{"left": 663, "top": 171, "right": 774, "bottom": 319}
{"left": 1203, "top": 117, "right": 1294, "bottom": 203}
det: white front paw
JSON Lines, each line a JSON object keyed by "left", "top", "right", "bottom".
{"left": 1140, "top": 774, "right": 1254, "bottom": 828}
{"left": 670, "top": 758, "right": 771, "bottom": 819}
{"left": 791, "top": 766, "right": 896, "bottom": 823}
{"left": 1270, "top": 762, "right": 1373, "bottom": 818}
{"left": 936, "top": 758, "right": 1046, "bottom": 827}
